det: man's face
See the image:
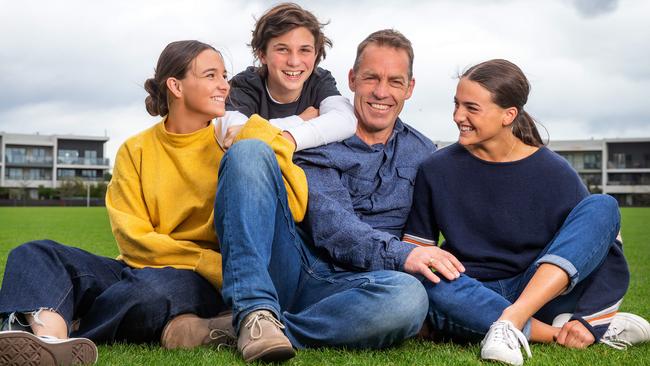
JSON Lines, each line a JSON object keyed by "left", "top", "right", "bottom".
{"left": 349, "top": 44, "right": 414, "bottom": 140}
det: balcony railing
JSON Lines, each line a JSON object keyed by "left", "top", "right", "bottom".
{"left": 4, "top": 175, "right": 53, "bottom": 181}
{"left": 57, "top": 157, "right": 110, "bottom": 166}
{"left": 5, "top": 156, "right": 54, "bottom": 165}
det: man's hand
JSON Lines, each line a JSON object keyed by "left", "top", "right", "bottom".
{"left": 223, "top": 125, "right": 244, "bottom": 150}
{"left": 554, "top": 320, "right": 595, "bottom": 349}
{"left": 299, "top": 107, "right": 319, "bottom": 121}
{"left": 403, "top": 246, "right": 465, "bottom": 284}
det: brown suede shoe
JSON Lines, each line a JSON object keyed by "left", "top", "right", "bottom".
{"left": 237, "top": 310, "right": 295, "bottom": 363}
{"left": 417, "top": 320, "right": 436, "bottom": 341}
{"left": 0, "top": 330, "right": 97, "bottom": 365}
{"left": 160, "top": 313, "right": 235, "bottom": 349}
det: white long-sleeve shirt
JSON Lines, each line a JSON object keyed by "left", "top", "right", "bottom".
{"left": 220, "top": 66, "right": 356, "bottom": 151}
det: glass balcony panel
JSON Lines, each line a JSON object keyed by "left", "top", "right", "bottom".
{"left": 56, "top": 157, "right": 109, "bottom": 166}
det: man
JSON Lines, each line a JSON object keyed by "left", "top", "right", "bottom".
{"left": 209, "top": 29, "right": 433, "bottom": 364}
{"left": 296, "top": 28, "right": 452, "bottom": 296}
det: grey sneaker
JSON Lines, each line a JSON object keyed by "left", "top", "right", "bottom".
{"left": 0, "top": 330, "right": 97, "bottom": 365}
{"left": 0, "top": 313, "right": 31, "bottom": 332}
{"left": 237, "top": 310, "right": 295, "bottom": 363}
{"left": 601, "top": 312, "right": 650, "bottom": 349}
{"left": 161, "top": 313, "right": 235, "bottom": 349}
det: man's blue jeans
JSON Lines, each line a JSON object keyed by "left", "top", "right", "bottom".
{"left": 422, "top": 194, "right": 622, "bottom": 341}
{"left": 215, "top": 140, "right": 428, "bottom": 349}
{"left": 0, "top": 241, "right": 226, "bottom": 343}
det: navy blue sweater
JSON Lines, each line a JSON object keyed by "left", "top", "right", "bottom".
{"left": 406, "top": 143, "right": 588, "bottom": 280}
{"left": 404, "top": 143, "right": 629, "bottom": 339}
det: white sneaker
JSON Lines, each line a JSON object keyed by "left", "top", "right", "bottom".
{"left": 0, "top": 330, "right": 97, "bottom": 365}
{"left": 601, "top": 312, "right": 650, "bottom": 349}
{"left": 551, "top": 313, "right": 572, "bottom": 328}
{"left": 480, "top": 320, "right": 532, "bottom": 366}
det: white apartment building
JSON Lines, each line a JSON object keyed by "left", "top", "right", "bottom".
{"left": 0, "top": 132, "right": 110, "bottom": 199}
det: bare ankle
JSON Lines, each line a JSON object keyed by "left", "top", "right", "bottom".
{"left": 498, "top": 306, "right": 527, "bottom": 330}
{"left": 26, "top": 309, "right": 68, "bottom": 339}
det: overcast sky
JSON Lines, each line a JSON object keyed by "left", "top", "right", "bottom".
{"left": 1, "top": 0, "right": 648, "bottom": 164}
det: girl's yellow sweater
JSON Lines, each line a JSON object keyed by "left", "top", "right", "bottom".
{"left": 105, "top": 115, "right": 307, "bottom": 288}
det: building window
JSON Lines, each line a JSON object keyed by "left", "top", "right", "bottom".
{"left": 58, "top": 149, "right": 79, "bottom": 164}
{"left": 608, "top": 173, "right": 650, "bottom": 186}
{"left": 28, "top": 168, "right": 51, "bottom": 180}
{"left": 612, "top": 153, "right": 627, "bottom": 169}
{"left": 5, "top": 147, "right": 26, "bottom": 164}
{"left": 84, "top": 150, "right": 98, "bottom": 165}
{"left": 584, "top": 152, "right": 601, "bottom": 169}
{"left": 58, "top": 169, "right": 76, "bottom": 178}
{"left": 81, "top": 170, "right": 97, "bottom": 178}
{"left": 6, "top": 168, "right": 22, "bottom": 179}
{"left": 4, "top": 168, "right": 51, "bottom": 180}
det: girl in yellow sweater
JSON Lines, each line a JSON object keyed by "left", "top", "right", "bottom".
{"left": 0, "top": 40, "right": 306, "bottom": 365}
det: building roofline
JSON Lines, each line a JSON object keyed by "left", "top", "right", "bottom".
{"left": 603, "top": 137, "right": 650, "bottom": 143}
{"left": 0, "top": 132, "right": 108, "bottom": 142}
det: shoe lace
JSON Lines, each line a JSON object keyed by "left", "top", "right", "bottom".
{"left": 244, "top": 312, "right": 286, "bottom": 340}
{"left": 601, "top": 325, "right": 632, "bottom": 350}
{"left": 2, "top": 312, "right": 32, "bottom": 331}
{"left": 209, "top": 328, "right": 236, "bottom": 349}
{"left": 486, "top": 321, "right": 532, "bottom": 358}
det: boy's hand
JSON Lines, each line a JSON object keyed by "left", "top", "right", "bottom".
{"left": 299, "top": 107, "right": 319, "bottom": 121}
{"left": 223, "top": 125, "right": 244, "bottom": 149}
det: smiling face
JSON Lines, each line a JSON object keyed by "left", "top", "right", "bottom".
{"left": 259, "top": 26, "right": 316, "bottom": 103}
{"left": 349, "top": 44, "right": 414, "bottom": 144}
{"left": 453, "top": 77, "right": 517, "bottom": 148}
{"left": 176, "top": 49, "right": 230, "bottom": 120}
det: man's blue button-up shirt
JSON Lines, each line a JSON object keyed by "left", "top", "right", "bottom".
{"left": 295, "top": 118, "right": 437, "bottom": 271}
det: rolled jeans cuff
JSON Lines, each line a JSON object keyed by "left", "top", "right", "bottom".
{"left": 536, "top": 254, "right": 578, "bottom": 294}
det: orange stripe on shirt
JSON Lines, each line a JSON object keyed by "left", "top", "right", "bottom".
{"left": 403, "top": 237, "right": 434, "bottom": 247}
{"left": 586, "top": 311, "right": 618, "bottom": 324}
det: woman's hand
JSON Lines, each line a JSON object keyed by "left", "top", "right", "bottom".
{"left": 555, "top": 320, "right": 595, "bottom": 349}
{"left": 403, "top": 246, "right": 465, "bottom": 284}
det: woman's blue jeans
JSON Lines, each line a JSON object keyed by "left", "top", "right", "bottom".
{"left": 422, "top": 194, "right": 623, "bottom": 341}
{"left": 0, "top": 241, "right": 226, "bottom": 343}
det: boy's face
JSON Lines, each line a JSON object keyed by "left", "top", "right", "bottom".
{"left": 260, "top": 26, "right": 317, "bottom": 103}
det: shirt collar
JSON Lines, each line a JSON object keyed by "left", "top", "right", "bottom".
{"left": 343, "top": 118, "right": 407, "bottom": 150}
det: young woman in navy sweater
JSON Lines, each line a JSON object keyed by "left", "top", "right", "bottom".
{"left": 403, "top": 59, "right": 649, "bottom": 366}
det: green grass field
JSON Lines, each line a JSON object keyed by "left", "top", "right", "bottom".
{"left": 0, "top": 207, "right": 648, "bottom": 365}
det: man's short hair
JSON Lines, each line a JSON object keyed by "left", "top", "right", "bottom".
{"left": 353, "top": 29, "right": 414, "bottom": 80}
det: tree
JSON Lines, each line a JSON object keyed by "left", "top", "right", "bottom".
{"left": 58, "top": 178, "right": 86, "bottom": 198}
{"left": 37, "top": 185, "right": 60, "bottom": 200}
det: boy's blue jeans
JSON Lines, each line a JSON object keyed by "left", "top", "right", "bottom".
{"left": 422, "top": 194, "right": 622, "bottom": 341}
{"left": 0, "top": 241, "right": 226, "bottom": 343}
{"left": 215, "top": 140, "right": 429, "bottom": 349}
